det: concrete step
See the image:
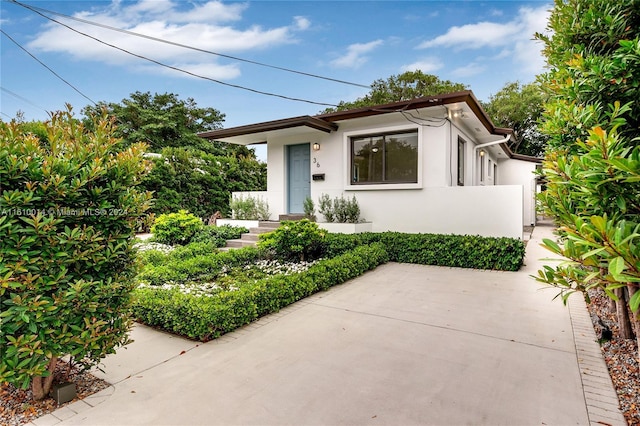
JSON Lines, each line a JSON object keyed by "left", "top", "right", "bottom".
{"left": 278, "top": 214, "right": 306, "bottom": 221}
{"left": 249, "top": 227, "right": 277, "bottom": 235}
{"left": 225, "top": 239, "right": 257, "bottom": 248}
{"left": 258, "top": 221, "right": 281, "bottom": 229}
{"left": 241, "top": 233, "right": 260, "bottom": 242}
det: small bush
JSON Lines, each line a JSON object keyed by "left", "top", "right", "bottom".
{"left": 230, "top": 195, "right": 270, "bottom": 220}
{"left": 190, "top": 224, "right": 248, "bottom": 247}
{"left": 152, "top": 210, "right": 203, "bottom": 245}
{"left": 318, "top": 194, "right": 361, "bottom": 223}
{"left": 303, "top": 196, "right": 316, "bottom": 221}
{"left": 257, "top": 219, "right": 327, "bottom": 261}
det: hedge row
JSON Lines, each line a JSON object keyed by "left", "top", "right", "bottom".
{"left": 132, "top": 243, "right": 389, "bottom": 341}
{"left": 323, "top": 232, "right": 525, "bottom": 272}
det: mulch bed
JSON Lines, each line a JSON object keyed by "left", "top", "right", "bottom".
{"left": 586, "top": 288, "right": 640, "bottom": 425}
{"left": 0, "top": 360, "right": 110, "bottom": 426}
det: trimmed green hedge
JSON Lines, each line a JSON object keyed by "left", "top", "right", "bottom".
{"left": 324, "top": 232, "right": 525, "bottom": 271}
{"left": 132, "top": 243, "right": 389, "bottom": 341}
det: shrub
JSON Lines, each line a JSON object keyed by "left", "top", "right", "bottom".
{"left": 0, "top": 108, "right": 152, "bottom": 399}
{"left": 151, "top": 210, "right": 202, "bottom": 245}
{"left": 303, "top": 196, "right": 316, "bottom": 221}
{"left": 317, "top": 194, "right": 361, "bottom": 223}
{"left": 131, "top": 243, "right": 389, "bottom": 341}
{"left": 323, "top": 232, "right": 525, "bottom": 271}
{"left": 230, "top": 194, "right": 270, "bottom": 220}
{"left": 318, "top": 194, "right": 334, "bottom": 222}
{"left": 257, "top": 219, "right": 327, "bottom": 261}
{"left": 190, "top": 224, "right": 248, "bottom": 247}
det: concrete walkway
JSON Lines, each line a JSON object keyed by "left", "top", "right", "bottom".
{"left": 31, "top": 223, "right": 626, "bottom": 426}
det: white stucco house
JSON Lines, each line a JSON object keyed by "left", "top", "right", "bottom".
{"left": 199, "top": 91, "right": 540, "bottom": 239}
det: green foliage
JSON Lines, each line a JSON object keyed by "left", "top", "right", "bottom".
{"left": 229, "top": 194, "right": 270, "bottom": 220}
{"left": 137, "top": 245, "right": 265, "bottom": 286}
{"left": 141, "top": 147, "right": 266, "bottom": 219}
{"left": 190, "top": 224, "right": 248, "bottom": 246}
{"left": 483, "top": 81, "right": 549, "bottom": 157}
{"left": 323, "top": 232, "right": 525, "bottom": 271}
{"left": 82, "top": 91, "right": 233, "bottom": 155}
{"left": 303, "top": 196, "right": 315, "bottom": 219}
{"left": 257, "top": 219, "right": 327, "bottom": 261}
{"left": 151, "top": 210, "right": 203, "bottom": 246}
{"left": 317, "top": 194, "right": 361, "bottom": 223}
{"left": 131, "top": 243, "right": 389, "bottom": 341}
{"left": 0, "top": 107, "right": 152, "bottom": 396}
{"left": 321, "top": 71, "right": 467, "bottom": 113}
{"left": 534, "top": 0, "right": 640, "bottom": 311}
{"left": 318, "top": 194, "right": 334, "bottom": 222}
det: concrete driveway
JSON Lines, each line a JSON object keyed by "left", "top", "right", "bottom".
{"left": 32, "top": 224, "right": 625, "bottom": 426}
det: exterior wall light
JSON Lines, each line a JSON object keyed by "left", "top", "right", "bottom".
{"left": 313, "top": 143, "right": 321, "bottom": 151}
{"left": 479, "top": 150, "right": 485, "bottom": 157}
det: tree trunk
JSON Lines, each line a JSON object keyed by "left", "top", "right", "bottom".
{"left": 615, "top": 288, "right": 634, "bottom": 339}
{"left": 31, "top": 356, "right": 58, "bottom": 400}
{"left": 608, "top": 295, "right": 616, "bottom": 313}
{"left": 627, "top": 284, "right": 640, "bottom": 365}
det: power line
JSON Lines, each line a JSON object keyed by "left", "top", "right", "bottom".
{"left": 9, "top": 0, "right": 371, "bottom": 90}
{"left": 1, "top": 29, "right": 97, "bottom": 105}
{"left": 11, "top": 2, "right": 340, "bottom": 108}
{"left": 1, "top": 86, "right": 49, "bottom": 113}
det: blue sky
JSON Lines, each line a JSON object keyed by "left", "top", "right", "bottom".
{"left": 1, "top": 0, "right": 552, "bottom": 129}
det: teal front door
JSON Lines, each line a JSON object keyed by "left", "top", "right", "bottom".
{"left": 287, "top": 143, "right": 310, "bottom": 213}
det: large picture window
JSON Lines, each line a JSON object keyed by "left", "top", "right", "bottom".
{"left": 351, "top": 130, "right": 418, "bottom": 184}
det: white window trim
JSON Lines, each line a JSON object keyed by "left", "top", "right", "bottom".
{"left": 343, "top": 124, "right": 423, "bottom": 190}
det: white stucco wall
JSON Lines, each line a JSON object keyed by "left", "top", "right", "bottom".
{"left": 496, "top": 158, "right": 538, "bottom": 226}
{"left": 246, "top": 114, "right": 529, "bottom": 238}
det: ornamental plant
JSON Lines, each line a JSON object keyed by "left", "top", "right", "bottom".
{"left": 257, "top": 219, "right": 327, "bottom": 262}
{"left": 0, "top": 107, "right": 152, "bottom": 400}
{"left": 534, "top": 0, "right": 640, "bottom": 352}
{"left": 151, "top": 210, "right": 203, "bottom": 246}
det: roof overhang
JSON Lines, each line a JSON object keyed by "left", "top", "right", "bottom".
{"left": 198, "top": 115, "right": 338, "bottom": 145}
{"left": 198, "top": 90, "right": 542, "bottom": 162}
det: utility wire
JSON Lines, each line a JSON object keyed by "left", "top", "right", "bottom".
{"left": 11, "top": 3, "right": 340, "bottom": 108}
{"left": 1, "top": 86, "right": 49, "bottom": 113}
{"left": 1, "top": 29, "right": 97, "bottom": 105}
{"left": 10, "top": 0, "right": 371, "bottom": 89}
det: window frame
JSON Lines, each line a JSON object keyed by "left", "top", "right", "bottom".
{"left": 344, "top": 125, "right": 422, "bottom": 190}
{"left": 457, "top": 137, "right": 466, "bottom": 186}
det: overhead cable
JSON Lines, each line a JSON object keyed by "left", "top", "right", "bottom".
{"left": 10, "top": 3, "right": 340, "bottom": 108}
{"left": 10, "top": 0, "right": 371, "bottom": 89}
{"left": 1, "top": 29, "right": 97, "bottom": 105}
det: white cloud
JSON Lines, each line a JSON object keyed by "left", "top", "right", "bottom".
{"left": 418, "top": 21, "right": 520, "bottom": 50}
{"left": 138, "top": 61, "right": 241, "bottom": 80}
{"left": 330, "top": 40, "right": 383, "bottom": 69}
{"left": 417, "top": 5, "right": 551, "bottom": 77}
{"left": 452, "top": 62, "right": 486, "bottom": 77}
{"left": 400, "top": 57, "right": 444, "bottom": 73}
{"left": 26, "top": 0, "right": 306, "bottom": 79}
{"left": 294, "top": 16, "right": 311, "bottom": 31}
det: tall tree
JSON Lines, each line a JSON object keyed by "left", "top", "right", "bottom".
{"left": 483, "top": 81, "right": 548, "bottom": 157}
{"left": 534, "top": 0, "right": 640, "bottom": 354}
{"left": 82, "top": 91, "right": 247, "bottom": 156}
{"left": 321, "top": 71, "right": 467, "bottom": 113}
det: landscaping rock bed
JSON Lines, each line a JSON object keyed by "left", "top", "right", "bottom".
{"left": 0, "top": 360, "right": 109, "bottom": 426}
{"left": 586, "top": 288, "right": 640, "bottom": 425}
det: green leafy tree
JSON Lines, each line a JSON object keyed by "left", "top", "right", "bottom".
{"left": 483, "top": 81, "right": 549, "bottom": 157}
{"left": 0, "top": 107, "right": 152, "bottom": 400}
{"left": 321, "top": 71, "right": 467, "bottom": 113}
{"left": 142, "top": 147, "right": 266, "bottom": 218}
{"left": 83, "top": 91, "right": 249, "bottom": 157}
{"left": 534, "top": 0, "right": 640, "bottom": 352}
